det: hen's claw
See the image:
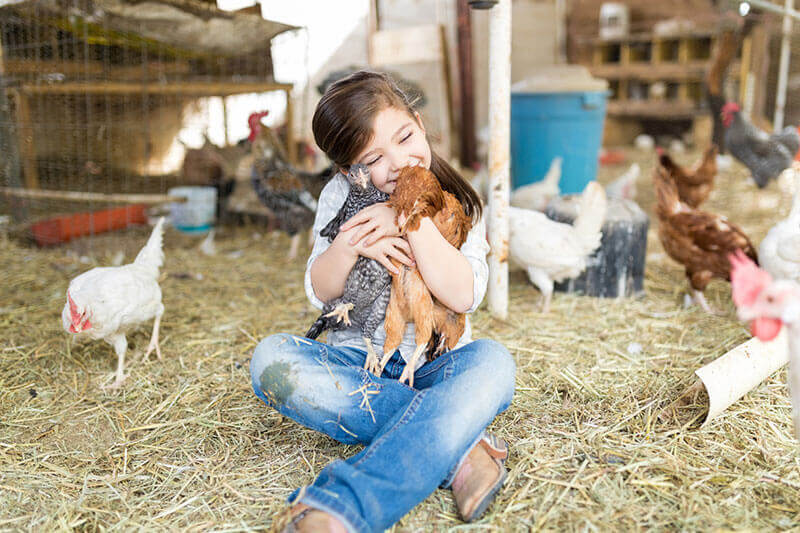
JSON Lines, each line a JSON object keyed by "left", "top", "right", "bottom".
{"left": 325, "top": 303, "right": 354, "bottom": 326}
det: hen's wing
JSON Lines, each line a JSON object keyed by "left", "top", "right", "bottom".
{"left": 508, "top": 208, "right": 588, "bottom": 278}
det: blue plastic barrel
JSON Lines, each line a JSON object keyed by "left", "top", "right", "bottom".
{"left": 511, "top": 71, "right": 608, "bottom": 195}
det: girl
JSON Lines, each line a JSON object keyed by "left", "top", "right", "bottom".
{"left": 250, "top": 71, "right": 516, "bottom": 533}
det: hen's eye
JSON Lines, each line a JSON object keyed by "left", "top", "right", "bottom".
{"left": 767, "top": 296, "right": 775, "bottom": 303}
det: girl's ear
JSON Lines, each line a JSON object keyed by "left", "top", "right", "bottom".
{"left": 413, "top": 111, "right": 426, "bottom": 135}
{"left": 339, "top": 166, "right": 349, "bottom": 176}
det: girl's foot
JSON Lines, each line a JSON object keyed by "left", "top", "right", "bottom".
{"left": 279, "top": 503, "right": 347, "bottom": 533}
{"left": 451, "top": 435, "right": 509, "bottom": 522}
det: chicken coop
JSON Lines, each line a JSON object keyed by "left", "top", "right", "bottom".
{"left": 0, "top": 0, "right": 299, "bottom": 243}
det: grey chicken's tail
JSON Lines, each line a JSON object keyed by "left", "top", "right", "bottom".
{"left": 305, "top": 313, "right": 333, "bottom": 340}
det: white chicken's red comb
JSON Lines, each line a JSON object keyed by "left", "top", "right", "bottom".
{"left": 729, "top": 250, "right": 771, "bottom": 307}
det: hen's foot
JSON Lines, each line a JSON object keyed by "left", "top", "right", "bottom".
{"left": 324, "top": 303, "right": 354, "bottom": 326}
{"left": 692, "top": 290, "right": 722, "bottom": 315}
{"left": 398, "top": 344, "right": 426, "bottom": 387}
{"left": 363, "top": 337, "right": 382, "bottom": 376}
{"left": 100, "top": 372, "right": 128, "bottom": 391}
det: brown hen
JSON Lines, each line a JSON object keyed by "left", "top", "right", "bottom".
{"left": 658, "top": 144, "right": 718, "bottom": 208}
{"left": 654, "top": 163, "right": 758, "bottom": 313}
{"left": 377, "top": 166, "right": 473, "bottom": 386}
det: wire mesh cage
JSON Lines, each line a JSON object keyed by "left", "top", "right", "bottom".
{"left": 0, "top": 0, "right": 299, "bottom": 245}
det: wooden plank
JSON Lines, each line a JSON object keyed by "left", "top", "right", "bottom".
{"left": 589, "top": 60, "right": 731, "bottom": 80}
{"left": 606, "top": 100, "right": 703, "bottom": 118}
{"left": 370, "top": 25, "right": 444, "bottom": 66}
{"left": 19, "top": 81, "right": 293, "bottom": 96}
{"left": 8, "top": 89, "right": 38, "bottom": 190}
{"left": 456, "top": 0, "right": 476, "bottom": 168}
{"left": 0, "top": 187, "right": 186, "bottom": 204}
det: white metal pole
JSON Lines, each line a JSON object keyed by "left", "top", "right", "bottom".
{"left": 487, "top": 0, "right": 511, "bottom": 319}
{"left": 775, "top": 0, "right": 794, "bottom": 131}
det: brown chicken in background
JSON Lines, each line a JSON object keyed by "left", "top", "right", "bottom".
{"left": 377, "top": 165, "right": 472, "bottom": 386}
{"left": 657, "top": 144, "right": 718, "bottom": 208}
{"left": 654, "top": 163, "right": 758, "bottom": 314}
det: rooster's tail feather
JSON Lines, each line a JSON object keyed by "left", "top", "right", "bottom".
{"left": 134, "top": 217, "right": 166, "bottom": 275}
{"left": 572, "top": 181, "right": 607, "bottom": 254}
{"left": 304, "top": 315, "right": 330, "bottom": 340}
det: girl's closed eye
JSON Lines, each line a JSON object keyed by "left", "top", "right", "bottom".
{"left": 367, "top": 155, "right": 382, "bottom": 166}
{"left": 400, "top": 132, "right": 412, "bottom": 143}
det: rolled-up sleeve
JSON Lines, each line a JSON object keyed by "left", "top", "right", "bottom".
{"left": 304, "top": 175, "right": 348, "bottom": 310}
{"left": 460, "top": 215, "right": 490, "bottom": 313}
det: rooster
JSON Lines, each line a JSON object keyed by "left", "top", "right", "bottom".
{"left": 730, "top": 250, "right": 800, "bottom": 439}
{"left": 653, "top": 164, "right": 758, "bottom": 313}
{"left": 378, "top": 165, "right": 472, "bottom": 386}
{"left": 508, "top": 182, "right": 607, "bottom": 312}
{"left": 722, "top": 102, "right": 799, "bottom": 188}
{"left": 657, "top": 145, "right": 718, "bottom": 208}
{"left": 759, "top": 163, "right": 800, "bottom": 283}
{"left": 304, "top": 164, "right": 391, "bottom": 372}
{"left": 62, "top": 218, "right": 166, "bottom": 390}
{"left": 246, "top": 111, "right": 321, "bottom": 260}
{"left": 510, "top": 156, "right": 562, "bottom": 211}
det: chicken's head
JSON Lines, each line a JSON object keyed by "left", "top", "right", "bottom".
{"left": 65, "top": 292, "right": 92, "bottom": 333}
{"left": 247, "top": 111, "right": 270, "bottom": 143}
{"left": 730, "top": 250, "right": 800, "bottom": 341}
{"left": 721, "top": 102, "right": 741, "bottom": 128}
{"left": 346, "top": 163, "right": 371, "bottom": 190}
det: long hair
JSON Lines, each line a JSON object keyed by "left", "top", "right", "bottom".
{"left": 312, "top": 70, "right": 482, "bottom": 221}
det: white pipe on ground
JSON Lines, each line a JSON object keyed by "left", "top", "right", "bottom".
{"left": 487, "top": 0, "right": 511, "bottom": 319}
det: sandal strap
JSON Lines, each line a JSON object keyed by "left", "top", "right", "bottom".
{"left": 480, "top": 433, "right": 508, "bottom": 461}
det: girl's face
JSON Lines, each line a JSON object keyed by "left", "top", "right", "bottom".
{"left": 352, "top": 106, "right": 432, "bottom": 194}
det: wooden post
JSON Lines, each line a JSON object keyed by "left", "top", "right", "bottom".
{"left": 487, "top": 0, "right": 510, "bottom": 319}
{"left": 285, "top": 87, "right": 296, "bottom": 165}
{"left": 9, "top": 89, "right": 39, "bottom": 189}
{"left": 456, "top": 0, "right": 476, "bottom": 169}
{"left": 775, "top": 0, "right": 794, "bottom": 131}
{"left": 221, "top": 96, "right": 230, "bottom": 146}
{"left": 0, "top": 40, "right": 29, "bottom": 222}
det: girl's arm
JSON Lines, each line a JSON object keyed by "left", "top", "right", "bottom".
{"left": 406, "top": 217, "right": 476, "bottom": 314}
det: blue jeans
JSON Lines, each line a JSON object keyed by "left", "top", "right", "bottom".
{"left": 250, "top": 334, "right": 515, "bottom": 533}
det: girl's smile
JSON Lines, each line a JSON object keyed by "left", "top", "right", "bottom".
{"left": 353, "top": 106, "right": 432, "bottom": 194}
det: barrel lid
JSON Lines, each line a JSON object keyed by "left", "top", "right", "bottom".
{"left": 512, "top": 65, "right": 609, "bottom": 94}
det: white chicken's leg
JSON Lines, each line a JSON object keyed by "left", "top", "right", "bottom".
{"left": 102, "top": 333, "right": 128, "bottom": 391}
{"left": 287, "top": 234, "right": 301, "bottom": 261}
{"left": 308, "top": 226, "right": 315, "bottom": 246}
{"left": 142, "top": 304, "right": 164, "bottom": 361}
{"left": 398, "top": 343, "right": 427, "bottom": 388}
{"left": 526, "top": 267, "right": 554, "bottom": 313}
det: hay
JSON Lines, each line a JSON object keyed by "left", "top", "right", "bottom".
{"left": 1, "top": 147, "right": 800, "bottom": 530}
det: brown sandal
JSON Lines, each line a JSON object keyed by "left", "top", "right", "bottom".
{"left": 452, "top": 434, "right": 509, "bottom": 522}
{"left": 278, "top": 503, "right": 347, "bottom": 533}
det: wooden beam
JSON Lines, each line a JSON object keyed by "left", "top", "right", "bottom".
{"left": 0, "top": 187, "right": 187, "bottom": 204}
{"left": 19, "top": 81, "right": 293, "bottom": 96}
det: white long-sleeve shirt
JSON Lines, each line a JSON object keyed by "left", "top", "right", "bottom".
{"left": 304, "top": 172, "right": 490, "bottom": 371}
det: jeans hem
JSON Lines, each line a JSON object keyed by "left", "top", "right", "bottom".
{"left": 289, "top": 487, "right": 370, "bottom": 533}
{"left": 439, "top": 430, "right": 485, "bottom": 489}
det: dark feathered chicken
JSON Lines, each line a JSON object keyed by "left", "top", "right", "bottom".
{"left": 304, "top": 164, "right": 392, "bottom": 371}
{"left": 248, "top": 111, "right": 319, "bottom": 260}
{"left": 723, "top": 102, "right": 800, "bottom": 188}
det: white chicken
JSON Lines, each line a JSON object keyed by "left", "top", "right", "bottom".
{"left": 605, "top": 162, "right": 641, "bottom": 200}
{"left": 730, "top": 251, "right": 800, "bottom": 439}
{"left": 760, "top": 163, "right": 800, "bottom": 283}
{"left": 510, "top": 156, "right": 562, "bottom": 211}
{"left": 509, "top": 181, "right": 608, "bottom": 311}
{"left": 62, "top": 218, "right": 166, "bottom": 390}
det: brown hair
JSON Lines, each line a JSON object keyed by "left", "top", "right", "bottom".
{"left": 312, "top": 70, "right": 482, "bottom": 221}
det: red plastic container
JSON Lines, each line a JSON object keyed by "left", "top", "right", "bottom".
{"left": 31, "top": 204, "right": 148, "bottom": 246}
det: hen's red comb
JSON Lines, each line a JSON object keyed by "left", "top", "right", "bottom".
{"left": 247, "top": 111, "right": 270, "bottom": 142}
{"left": 729, "top": 250, "right": 771, "bottom": 307}
{"left": 68, "top": 292, "right": 79, "bottom": 318}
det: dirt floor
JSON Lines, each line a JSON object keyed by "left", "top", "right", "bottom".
{"left": 1, "top": 146, "right": 799, "bottom": 530}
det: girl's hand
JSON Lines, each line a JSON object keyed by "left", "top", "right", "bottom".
{"left": 340, "top": 203, "right": 400, "bottom": 247}
{"left": 337, "top": 224, "right": 414, "bottom": 275}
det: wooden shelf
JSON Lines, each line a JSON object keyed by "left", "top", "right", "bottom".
{"left": 589, "top": 60, "right": 741, "bottom": 81}
{"left": 606, "top": 100, "right": 706, "bottom": 119}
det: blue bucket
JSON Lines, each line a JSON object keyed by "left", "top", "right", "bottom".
{"left": 511, "top": 70, "right": 608, "bottom": 195}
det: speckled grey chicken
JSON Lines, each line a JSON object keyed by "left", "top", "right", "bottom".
{"left": 722, "top": 102, "right": 800, "bottom": 188}
{"left": 305, "top": 164, "right": 391, "bottom": 370}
